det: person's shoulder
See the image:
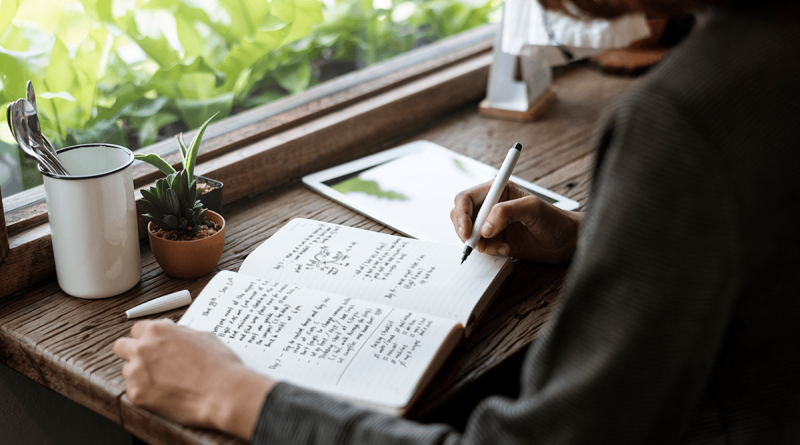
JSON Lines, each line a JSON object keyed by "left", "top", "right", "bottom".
{"left": 641, "top": 7, "right": 800, "bottom": 111}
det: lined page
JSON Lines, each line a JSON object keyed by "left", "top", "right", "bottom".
{"left": 239, "top": 219, "right": 508, "bottom": 325}
{"left": 180, "top": 271, "right": 458, "bottom": 409}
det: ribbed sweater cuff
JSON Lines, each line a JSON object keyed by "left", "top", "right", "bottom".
{"left": 251, "top": 381, "right": 454, "bottom": 445}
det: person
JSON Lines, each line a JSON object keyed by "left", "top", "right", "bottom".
{"left": 113, "top": 0, "right": 800, "bottom": 443}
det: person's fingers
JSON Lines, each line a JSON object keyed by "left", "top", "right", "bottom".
{"left": 451, "top": 194, "right": 474, "bottom": 241}
{"left": 459, "top": 181, "right": 492, "bottom": 207}
{"left": 506, "top": 181, "right": 532, "bottom": 201}
{"left": 482, "top": 240, "right": 511, "bottom": 257}
{"left": 113, "top": 337, "right": 137, "bottom": 361}
{"left": 130, "top": 320, "right": 154, "bottom": 339}
{"left": 449, "top": 206, "right": 472, "bottom": 242}
{"left": 452, "top": 181, "right": 496, "bottom": 240}
{"left": 130, "top": 318, "right": 175, "bottom": 339}
{"left": 479, "top": 196, "right": 542, "bottom": 239}
{"left": 121, "top": 361, "right": 141, "bottom": 384}
{"left": 123, "top": 362, "right": 147, "bottom": 405}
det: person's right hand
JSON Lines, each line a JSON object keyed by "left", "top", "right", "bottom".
{"left": 450, "top": 181, "right": 583, "bottom": 264}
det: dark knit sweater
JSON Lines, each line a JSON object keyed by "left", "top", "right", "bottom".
{"left": 252, "top": 6, "right": 800, "bottom": 444}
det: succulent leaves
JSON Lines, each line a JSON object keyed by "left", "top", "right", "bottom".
{"left": 132, "top": 153, "right": 176, "bottom": 176}
{"left": 134, "top": 112, "right": 217, "bottom": 179}
{"left": 137, "top": 169, "right": 210, "bottom": 238}
{"left": 182, "top": 112, "right": 217, "bottom": 180}
{"left": 133, "top": 113, "right": 218, "bottom": 239}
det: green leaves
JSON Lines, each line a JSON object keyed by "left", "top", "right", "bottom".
{"left": 134, "top": 111, "right": 213, "bottom": 212}
{"left": 0, "top": 0, "right": 498, "bottom": 163}
{"left": 0, "top": 0, "right": 23, "bottom": 38}
{"left": 137, "top": 174, "right": 209, "bottom": 237}
{"left": 165, "top": 188, "right": 180, "bottom": 214}
{"left": 182, "top": 112, "right": 216, "bottom": 179}
{"left": 134, "top": 153, "right": 177, "bottom": 176}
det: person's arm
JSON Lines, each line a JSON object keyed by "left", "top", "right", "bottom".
{"left": 115, "top": 86, "right": 742, "bottom": 445}
{"left": 252, "top": 87, "right": 742, "bottom": 444}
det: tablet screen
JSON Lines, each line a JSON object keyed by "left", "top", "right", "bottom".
{"left": 321, "top": 148, "right": 558, "bottom": 245}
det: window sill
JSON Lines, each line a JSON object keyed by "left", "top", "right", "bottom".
{"left": 0, "top": 25, "right": 496, "bottom": 298}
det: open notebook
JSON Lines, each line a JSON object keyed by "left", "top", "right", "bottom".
{"left": 179, "top": 219, "right": 512, "bottom": 415}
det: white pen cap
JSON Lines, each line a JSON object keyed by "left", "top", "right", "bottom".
{"left": 126, "top": 290, "right": 192, "bottom": 319}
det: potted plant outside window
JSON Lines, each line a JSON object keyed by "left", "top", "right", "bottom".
{"left": 135, "top": 115, "right": 225, "bottom": 279}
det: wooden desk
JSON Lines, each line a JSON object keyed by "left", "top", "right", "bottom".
{"left": 0, "top": 66, "right": 635, "bottom": 444}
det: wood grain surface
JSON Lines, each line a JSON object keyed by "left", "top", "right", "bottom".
{"left": 0, "top": 66, "right": 635, "bottom": 444}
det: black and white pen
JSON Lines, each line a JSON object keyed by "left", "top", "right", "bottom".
{"left": 461, "top": 142, "right": 522, "bottom": 264}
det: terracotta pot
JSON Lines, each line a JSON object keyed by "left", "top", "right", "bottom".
{"left": 147, "top": 210, "right": 226, "bottom": 279}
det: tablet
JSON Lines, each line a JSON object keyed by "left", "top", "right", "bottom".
{"left": 303, "top": 140, "right": 579, "bottom": 246}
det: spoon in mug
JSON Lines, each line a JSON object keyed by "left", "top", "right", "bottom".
{"left": 19, "top": 99, "right": 70, "bottom": 175}
{"left": 26, "top": 81, "right": 36, "bottom": 112}
{"left": 25, "top": 82, "right": 64, "bottom": 164}
{"left": 9, "top": 102, "right": 60, "bottom": 174}
{"left": 6, "top": 102, "right": 14, "bottom": 141}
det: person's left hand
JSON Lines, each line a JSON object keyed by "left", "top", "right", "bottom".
{"left": 113, "top": 319, "right": 275, "bottom": 440}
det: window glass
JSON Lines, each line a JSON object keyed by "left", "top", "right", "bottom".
{"left": 0, "top": 0, "right": 501, "bottom": 199}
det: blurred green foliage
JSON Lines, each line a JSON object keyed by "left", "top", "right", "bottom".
{"left": 0, "top": 0, "right": 500, "bottom": 197}
{"left": 0, "top": 0, "right": 500, "bottom": 146}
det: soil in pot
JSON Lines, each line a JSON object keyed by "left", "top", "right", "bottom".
{"left": 195, "top": 176, "right": 223, "bottom": 215}
{"left": 151, "top": 221, "right": 221, "bottom": 241}
{"left": 197, "top": 181, "right": 218, "bottom": 195}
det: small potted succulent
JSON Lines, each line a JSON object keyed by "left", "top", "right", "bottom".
{"left": 135, "top": 115, "right": 225, "bottom": 279}
{"left": 135, "top": 114, "right": 223, "bottom": 214}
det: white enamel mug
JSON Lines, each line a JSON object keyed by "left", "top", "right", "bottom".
{"left": 40, "top": 144, "right": 141, "bottom": 299}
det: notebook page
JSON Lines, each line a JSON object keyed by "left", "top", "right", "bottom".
{"left": 180, "top": 271, "right": 459, "bottom": 409}
{"left": 239, "top": 219, "right": 507, "bottom": 325}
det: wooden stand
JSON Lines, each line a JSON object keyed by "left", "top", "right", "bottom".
{"left": 590, "top": 47, "right": 668, "bottom": 76}
{"left": 590, "top": 18, "right": 670, "bottom": 76}
{"left": 479, "top": 12, "right": 557, "bottom": 123}
{"left": 479, "top": 88, "right": 557, "bottom": 122}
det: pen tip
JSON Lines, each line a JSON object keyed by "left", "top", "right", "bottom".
{"left": 461, "top": 245, "right": 472, "bottom": 264}
{"left": 513, "top": 142, "right": 522, "bottom": 152}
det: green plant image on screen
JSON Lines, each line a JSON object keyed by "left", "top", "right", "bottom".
{"left": 0, "top": 0, "right": 502, "bottom": 199}
{"left": 331, "top": 176, "right": 408, "bottom": 201}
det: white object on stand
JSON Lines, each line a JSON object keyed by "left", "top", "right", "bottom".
{"left": 485, "top": 20, "right": 551, "bottom": 112}
{"left": 480, "top": 9, "right": 554, "bottom": 120}
{"left": 481, "top": 1, "right": 649, "bottom": 120}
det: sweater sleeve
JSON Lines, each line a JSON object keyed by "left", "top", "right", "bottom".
{"left": 251, "top": 87, "right": 742, "bottom": 445}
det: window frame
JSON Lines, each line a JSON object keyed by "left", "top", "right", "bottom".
{"left": 3, "top": 25, "right": 495, "bottom": 232}
{"left": 0, "top": 24, "right": 497, "bottom": 298}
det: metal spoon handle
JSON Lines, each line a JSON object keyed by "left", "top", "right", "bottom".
{"left": 26, "top": 80, "right": 39, "bottom": 113}
{"left": 25, "top": 82, "right": 57, "bottom": 158}
{"left": 26, "top": 81, "right": 36, "bottom": 112}
{"left": 6, "top": 102, "right": 14, "bottom": 140}
{"left": 32, "top": 143, "right": 61, "bottom": 175}
{"left": 31, "top": 134, "right": 68, "bottom": 176}
{"left": 27, "top": 114, "right": 70, "bottom": 175}
{"left": 11, "top": 104, "right": 56, "bottom": 175}
{"left": 20, "top": 98, "right": 70, "bottom": 176}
